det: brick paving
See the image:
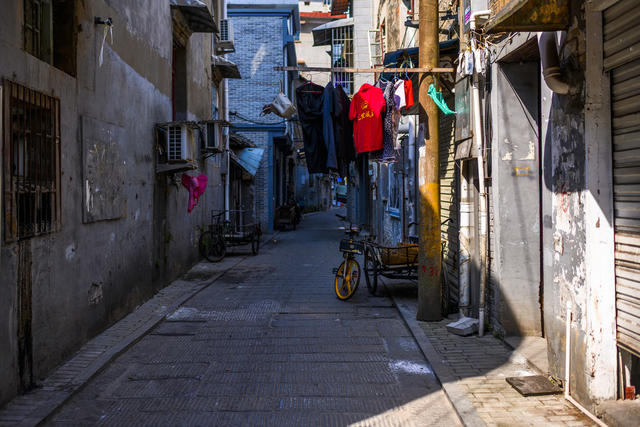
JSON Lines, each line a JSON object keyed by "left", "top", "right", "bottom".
{"left": 36, "top": 210, "right": 460, "bottom": 426}
{"left": 386, "top": 284, "right": 596, "bottom": 427}
{"left": 0, "top": 254, "right": 253, "bottom": 427}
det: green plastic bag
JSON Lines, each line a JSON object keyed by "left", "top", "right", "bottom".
{"left": 428, "top": 84, "right": 455, "bottom": 115}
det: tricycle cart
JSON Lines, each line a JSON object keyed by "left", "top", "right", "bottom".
{"left": 363, "top": 241, "right": 419, "bottom": 295}
{"left": 199, "top": 210, "right": 262, "bottom": 262}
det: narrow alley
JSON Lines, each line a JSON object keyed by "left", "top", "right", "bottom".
{"left": 42, "top": 210, "right": 460, "bottom": 426}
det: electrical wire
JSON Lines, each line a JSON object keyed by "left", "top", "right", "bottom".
{"left": 230, "top": 111, "right": 295, "bottom": 125}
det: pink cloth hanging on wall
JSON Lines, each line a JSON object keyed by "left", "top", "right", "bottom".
{"left": 181, "top": 173, "right": 208, "bottom": 213}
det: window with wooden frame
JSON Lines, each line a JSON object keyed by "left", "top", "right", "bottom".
{"left": 23, "top": 0, "right": 77, "bottom": 76}
{"left": 2, "top": 80, "right": 61, "bottom": 243}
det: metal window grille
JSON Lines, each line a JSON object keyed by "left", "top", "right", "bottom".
{"left": 168, "top": 125, "right": 183, "bottom": 161}
{"left": 331, "top": 25, "right": 354, "bottom": 95}
{"left": 3, "top": 80, "right": 61, "bottom": 242}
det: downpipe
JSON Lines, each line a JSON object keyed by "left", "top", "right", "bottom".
{"left": 407, "top": 116, "right": 417, "bottom": 237}
{"left": 223, "top": 1, "right": 230, "bottom": 222}
{"left": 459, "top": 163, "right": 471, "bottom": 317}
{"left": 564, "top": 302, "right": 607, "bottom": 426}
{"left": 470, "top": 11, "right": 490, "bottom": 336}
{"left": 537, "top": 32, "right": 570, "bottom": 95}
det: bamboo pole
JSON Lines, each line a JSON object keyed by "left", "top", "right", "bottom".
{"left": 416, "top": 0, "right": 442, "bottom": 321}
{"left": 273, "top": 66, "right": 454, "bottom": 73}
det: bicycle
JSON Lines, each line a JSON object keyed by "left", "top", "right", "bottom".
{"left": 333, "top": 221, "right": 364, "bottom": 300}
{"left": 199, "top": 211, "right": 227, "bottom": 262}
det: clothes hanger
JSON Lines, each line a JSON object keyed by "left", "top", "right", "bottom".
{"left": 301, "top": 75, "right": 322, "bottom": 93}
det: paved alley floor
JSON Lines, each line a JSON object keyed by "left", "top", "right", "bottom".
{"left": 44, "top": 210, "right": 460, "bottom": 426}
{"left": 386, "top": 285, "right": 596, "bottom": 427}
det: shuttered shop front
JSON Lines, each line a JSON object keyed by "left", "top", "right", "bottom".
{"left": 440, "top": 103, "right": 459, "bottom": 312}
{"left": 605, "top": 0, "right": 640, "bottom": 356}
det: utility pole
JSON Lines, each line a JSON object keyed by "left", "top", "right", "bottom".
{"left": 416, "top": 0, "right": 441, "bottom": 321}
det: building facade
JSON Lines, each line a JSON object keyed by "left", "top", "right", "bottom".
{"left": 0, "top": 0, "right": 227, "bottom": 406}
{"left": 227, "top": 0, "right": 300, "bottom": 232}
{"left": 455, "top": 0, "right": 637, "bottom": 414}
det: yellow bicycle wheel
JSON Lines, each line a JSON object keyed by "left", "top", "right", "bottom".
{"left": 334, "top": 258, "right": 360, "bottom": 300}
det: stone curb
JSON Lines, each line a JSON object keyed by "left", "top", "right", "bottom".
{"left": 387, "top": 286, "right": 486, "bottom": 427}
{"left": 0, "top": 232, "right": 279, "bottom": 427}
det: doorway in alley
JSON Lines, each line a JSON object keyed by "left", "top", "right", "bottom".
{"left": 491, "top": 38, "right": 544, "bottom": 339}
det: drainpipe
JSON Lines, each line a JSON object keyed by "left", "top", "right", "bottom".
{"left": 407, "top": 116, "right": 417, "bottom": 238}
{"left": 223, "top": 0, "right": 230, "bottom": 221}
{"left": 470, "top": 10, "right": 490, "bottom": 335}
{"left": 459, "top": 162, "right": 471, "bottom": 317}
{"left": 537, "top": 32, "right": 569, "bottom": 95}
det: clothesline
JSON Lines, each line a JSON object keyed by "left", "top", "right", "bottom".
{"left": 274, "top": 66, "right": 455, "bottom": 73}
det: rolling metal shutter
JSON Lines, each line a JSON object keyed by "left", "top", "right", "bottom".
{"left": 440, "top": 102, "right": 460, "bottom": 312}
{"left": 606, "top": 0, "right": 640, "bottom": 356}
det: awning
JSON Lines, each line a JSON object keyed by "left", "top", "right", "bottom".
{"left": 485, "top": 0, "right": 568, "bottom": 33}
{"left": 229, "top": 133, "right": 254, "bottom": 149}
{"left": 212, "top": 55, "right": 241, "bottom": 79}
{"left": 380, "top": 39, "right": 459, "bottom": 79}
{"left": 230, "top": 147, "right": 264, "bottom": 176}
{"left": 312, "top": 17, "right": 353, "bottom": 46}
{"left": 170, "top": 0, "right": 218, "bottom": 33}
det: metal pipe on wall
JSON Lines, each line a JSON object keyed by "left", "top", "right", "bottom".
{"left": 537, "top": 32, "right": 569, "bottom": 95}
{"left": 459, "top": 161, "right": 471, "bottom": 317}
{"left": 470, "top": 10, "right": 490, "bottom": 335}
{"left": 223, "top": 0, "right": 230, "bottom": 222}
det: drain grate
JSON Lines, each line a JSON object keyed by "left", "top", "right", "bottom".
{"left": 506, "top": 375, "right": 563, "bottom": 396}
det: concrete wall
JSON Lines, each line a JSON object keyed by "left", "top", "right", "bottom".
{"left": 0, "top": 0, "right": 219, "bottom": 405}
{"left": 485, "top": 0, "right": 618, "bottom": 409}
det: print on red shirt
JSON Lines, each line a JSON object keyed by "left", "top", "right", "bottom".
{"left": 349, "top": 84, "right": 386, "bottom": 153}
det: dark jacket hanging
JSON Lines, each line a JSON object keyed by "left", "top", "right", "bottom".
{"left": 296, "top": 82, "right": 328, "bottom": 174}
{"left": 322, "top": 83, "right": 338, "bottom": 171}
{"left": 333, "top": 85, "right": 355, "bottom": 177}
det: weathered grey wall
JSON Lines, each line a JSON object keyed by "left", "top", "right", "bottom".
{"left": 0, "top": 0, "right": 219, "bottom": 406}
{"left": 490, "top": 59, "right": 542, "bottom": 337}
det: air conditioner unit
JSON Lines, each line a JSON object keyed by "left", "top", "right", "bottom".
{"left": 166, "top": 124, "right": 196, "bottom": 162}
{"left": 217, "top": 19, "right": 235, "bottom": 53}
{"left": 200, "top": 120, "right": 222, "bottom": 152}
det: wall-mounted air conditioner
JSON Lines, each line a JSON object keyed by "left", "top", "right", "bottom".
{"left": 200, "top": 120, "right": 222, "bottom": 153}
{"left": 217, "top": 19, "right": 235, "bottom": 54}
{"left": 166, "top": 123, "right": 196, "bottom": 162}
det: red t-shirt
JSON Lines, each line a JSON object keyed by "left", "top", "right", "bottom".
{"left": 349, "top": 84, "right": 386, "bottom": 153}
{"left": 404, "top": 79, "right": 415, "bottom": 110}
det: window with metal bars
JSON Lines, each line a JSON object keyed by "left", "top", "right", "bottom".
{"left": 331, "top": 25, "right": 354, "bottom": 95}
{"left": 23, "top": 0, "right": 77, "bottom": 76}
{"left": 2, "top": 80, "right": 61, "bottom": 242}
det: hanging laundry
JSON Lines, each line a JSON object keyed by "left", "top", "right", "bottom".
{"left": 322, "top": 83, "right": 338, "bottom": 171}
{"left": 427, "top": 83, "right": 455, "bottom": 115}
{"left": 181, "top": 173, "right": 208, "bottom": 213}
{"left": 349, "top": 83, "right": 386, "bottom": 154}
{"left": 474, "top": 47, "right": 486, "bottom": 75}
{"left": 371, "top": 80, "right": 397, "bottom": 162}
{"left": 457, "top": 49, "right": 474, "bottom": 76}
{"left": 392, "top": 79, "right": 406, "bottom": 150}
{"left": 393, "top": 79, "right": 406, "bottom": 110}
{"left": 332, "top": 85, "right": 355, "bottom": 177}
{"left": 296, "top": 81, "right": 328, "bottom": 174}
{"left": 403, "top": 79, "right": 415, "bottom": 111}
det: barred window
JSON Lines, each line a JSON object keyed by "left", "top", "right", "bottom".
{"left": 2, "top": 80, "right": 61, "bottom": 242}
{"left": 331, "top": 25, "right": 354, "bottom": 95}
